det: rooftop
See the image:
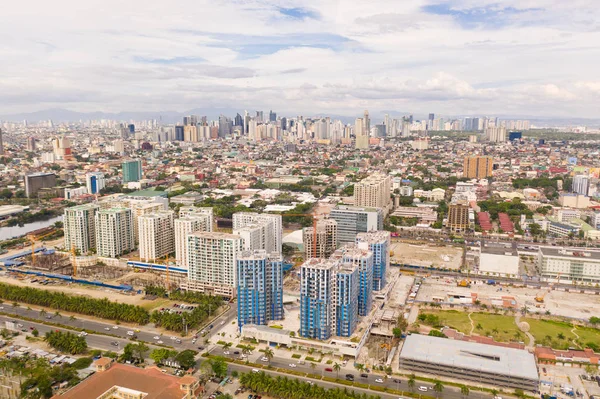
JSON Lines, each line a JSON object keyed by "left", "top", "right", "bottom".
{"left": 400, "top": 334, "right": 538, "bottom": 381}
{"left": 539, "top": 246, "right": 600, "bottom": 260}
{"left": 55, "top": 362, "right": 197, "bottom": 399}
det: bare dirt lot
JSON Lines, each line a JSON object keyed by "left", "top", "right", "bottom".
{"left": 390, "top": 242, "right": 463, "bottom": 270}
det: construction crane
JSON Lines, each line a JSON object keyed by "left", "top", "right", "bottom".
{"left": 27, "top": 229, "right": 59, "bottom": 267}
{"left": 280, "top": 212, "right": 319, "bottom": 258}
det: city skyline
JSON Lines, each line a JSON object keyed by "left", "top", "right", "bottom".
{"left": 1, "top": 1, "right": 599, "bottom": 118}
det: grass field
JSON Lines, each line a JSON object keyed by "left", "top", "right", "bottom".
{"left": 424, "top": 310, "right": 472, "bottom": 332}
{"left": 523, "top": 318, "right": 576, "bottom": 350}
{"left": 470, "top": 313, "right": 521, "bottom": 342}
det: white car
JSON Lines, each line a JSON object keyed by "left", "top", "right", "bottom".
{"left": 418, "top": 387, "right": 428, "bottom": 392}
{"left": 289, "top": 364, "right": 297, "bottom": 368}
{"left": 153, "top": 336, "right": 160, "bottom": 340}
{"left": 223, "top": 351, "right": 230, "bottom": 355}
{"left": 112, "top": 326, "right": 119, "bottom": 330}
{"left": 375, "top": 378, "right": 383, "bottom": 383}
{"left": 261, "top": 357, "right": 268, "bottom": 362}
{"left": 104, "top": 327, "right": 110, "bottom": 331}
{"left": 127, "top": 331, "right": 134, "bottom": 336}
{"left": 157, "top": 340, "right": 163, "bottom": 344}
{"left": 170, "top": 336, "right": 177, "bottom": 340}
{"left": 79, "top": 331, "right": 88, "bottom": 336}
{"left": 252, "top": 369, "right": 259, "bottom": 373}
{"left": 220, "top": 321, "right": 225, "bottom": 325}
{"left": 494, "top": 396, "right": 503, "bottom": 399}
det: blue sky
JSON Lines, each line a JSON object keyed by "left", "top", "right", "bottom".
{"left": 0, "top": 0, "right": 599, "bottom": 117}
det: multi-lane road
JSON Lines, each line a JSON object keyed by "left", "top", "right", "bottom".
{"left": 210, "top": 347, "right": 495, "bottom": 399}
{"left": 0, "top": 302, "right": 237, "bottom": 352}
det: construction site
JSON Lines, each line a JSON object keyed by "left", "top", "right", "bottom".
{"left": 389, "top": 242, "right": 463, "bottom": 270}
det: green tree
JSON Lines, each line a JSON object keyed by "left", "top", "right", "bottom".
{"left": 150, "top": 348, "right": 176, "bottom": 365}
{"left": 433, "top": 379, "right": 444, "bottom": 398}
{"left": 333, "top": 362, "right": 341, "bottom": 379}
{"left": 175, "top": 350, "right": 197, "bottom": 370}
{"left": 209, "top": 357, "right": 228, "bottom": 379}
{"left": 263, "top": 348, "right": 274, "bottom": 365}
{"left": 461, "top": 384, "right": 470, "bottom": 398}
{"left": 408, "top": 374, "right": 416, "bottom": 392}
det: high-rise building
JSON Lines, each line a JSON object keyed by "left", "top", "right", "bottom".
{"left": 24, "top": 172, "right": 57, "bottom": 198}
{"left": 463, "top": 156, "right": 494, "bottom": 179}
{"left": 340, "top": 246, "right": 373, "bottom": 317}
{"left": 26, "top": 136, "right": 36, "bottom": 151}
{"left": 428, "top": 113, "right": 435, "bottom": 130}
{"left": 184, "top": 232, "right": 244, "bottom": 297}
{"left": 356, "top": 231, "right": 390, "bottom": 291}
{"left": 0, "top": 128, "right": 3, "bottom": 155}
{"left": 138, "top": 210, "right": 175, "bottom": 262}
{"left": 178, "top": 207, "right": 214, "bottom": 224}
{"left": 333, "top": 262, "right": 359, "bottom": 337}
{"left": 572, "top": 175, "right": 590, "bottom": 196}
{"left": 486, "top": 127, "right": 507, "bottom": 142}
{"left": 447, "top": 204, "right": 470, "bottom": 231}
{"left": 329, "top": 205, "right": 384, "bottom": 244}
{"left": 232, "top": 213, "right": 282, "bottom": 254}
{"left": 86, "top": 172, "right": 106, "bottom": 195}
{"left": 174, "top": 213, "right": 212, "bottom": 268}
{"left": 95, "top": 208, "right": 135, "bottom": 258}
{"left": 269, "top": 110, "right": 277, "bottom": 122}
{"left": 300, "top": 258, "right": 336, "bottom": 340}
{"left": 303, "top": 219, "right": 337, "bottom": 259}
{"left": 64, "top": 204, "right": 99, "bottom": 255}
{"left": 353, "top": 174, "right": 391, "bottom": 210}
{"left": 128, "top": 124, "right": 135, "bottom": 134}
{"left": 234, "top": 223, "right": 268, "bottom": 251}
{"left": 122, "top": 160, "right": 142, "bottom": 183}
{"left": 236, "top": 250, "right": 283, "bottom": 331}
{"left": 175, "top": 126, "right": 184, "bottom": 141}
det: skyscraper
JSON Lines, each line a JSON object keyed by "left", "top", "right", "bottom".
{"left": 86, "top": 172, "right": 106, "bottom": 195}
{"left": 174, "top": 213, "right": 212, "bottom": 268}
{"left": 300, "top": 258, "right": 336, "bottom": 340}
{"left": 184, "top": 232, "right": 244, "bottom": 298}
{"left": 341, "top": 246, "right": 373, "bottom": 317}
{"left": 447, "top": 204, "right": 470, "bottom": 231}
{"left": 64, "top": 204, "right": 99, "bottom": 255}
{"left": 236, "top": 250, "right": 283, "bottom": 331}
{"left": 572, "top": 175, "right": 590, "bottom": 196}
{"left": 303, "top": 219, "right": 337, "bottom": 259}
{"left": 232, "top": 213, "right": 282, "bottom": 254}
{"left": 353, "top": 174, "right": 391, "bottom": 210}
{"left": 95, "top": 208, "right": 135, "bottom": 258}
{"left": 463, "top": 156, "right": 494, "bottom": 179}
{"left": 356, "top": 231, "right": 390, "bottom": 291}
{"left": 269, "top": 110, "right": 277, "bottom": 122}
{"left": 175, "top": 126, "right": 184, "bottom": 141}
{"left": 138, "top": 211, "right": 175, "bottom": 262}
{"left": 122, "top": 160, "right": 142, "bottom": 183}
{"left": 333, "top": 262, "right": 359, "bottom": 337}
{"left": 329, "top": 205, "right": 383, "bottom": 244}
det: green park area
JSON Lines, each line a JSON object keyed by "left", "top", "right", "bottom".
{"left": 418, "top": 310, "right": 600, "bottom": 351}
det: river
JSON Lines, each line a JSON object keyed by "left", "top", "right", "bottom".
{"left": 0, "top": 215, "right": 64, "bottom": 241}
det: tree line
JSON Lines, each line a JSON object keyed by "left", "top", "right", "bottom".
{"left": 45, "top": 330, "right": 88, "bottom": 354}
{"left": 239, "top": 371, "right": 384, "bottom": 399}
{"left": 0, "top": 282, "right": 151, "bottom": 324}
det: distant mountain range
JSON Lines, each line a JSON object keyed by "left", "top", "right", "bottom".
{"left": 1, "top": 108, "right": 599, "bottom": 127}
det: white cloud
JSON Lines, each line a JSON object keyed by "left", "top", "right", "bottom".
{"left": 0, "top": 0, "right": 598, "bottom": 118}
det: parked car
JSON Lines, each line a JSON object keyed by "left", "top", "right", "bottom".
{"left": 418, "top": 387, "right": 428, "bottom": 392}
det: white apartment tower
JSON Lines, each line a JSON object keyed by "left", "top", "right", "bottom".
{"left": 183, "top": 232, "right": 244, "bottom": 298}
{"left": 232, "top": 212, "right": 282, "bottom": 254}
{"left": 234, "top": 223, "right": 268, "bottom": 251}
{"left": 95, "top": 208, "right": 135, "bottom": 258}
{"left": 174, "top": 213, "right": 213, "bottom": 268}
{"left": 354, "top": 174, "right": 391, "bottom": 210}
{"left": 138, "top": 210, "right": 175, "bottom": 262}
{"left": 63, "top": 204, "right": 99, "bottom": 255}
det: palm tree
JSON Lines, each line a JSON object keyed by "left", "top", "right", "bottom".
{"left": 433, "top": 379, "right": 444, "bottom": 398}
{"left": 491, "top": 389, "right": 499, "bottom": 398}
{"left": 54, "top": 311, "right": 61, "bottom": 317}
{"left": 460, "top": 384, "right": 470, "bottom": 399}
{"left": 69, "top": 315, "right": 76, "bottom": 321}
{"left": 39, "top": 309, "right": 46, "bottom": 317}
{"left": 309, "top": 362, "right": 316, "bottom": 373}
{"left": 557, "top": 333, "right": 565, "bottom": 340}
{"left": 222, "top": 342, "right": 232, "bottom": 351}
{"left": 408, "top": 374, "right": 416, "bottom": 392}
{"left": 333, "top": 362, "right": 341, "bottom": 379}
{"left": 264, "top": 348, "right": 274, "bottom": 365}
{"left": 491, "top": 328, "right": 499, "bottom": 335}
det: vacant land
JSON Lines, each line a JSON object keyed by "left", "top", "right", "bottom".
{"left": 390, "top": 242, "right": 462, "bottom": 270}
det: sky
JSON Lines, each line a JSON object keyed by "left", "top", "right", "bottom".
{"left": 1, "top": 0, "right": 600, "bottom": 119}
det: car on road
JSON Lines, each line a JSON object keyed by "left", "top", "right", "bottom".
{"left": 297, "top": 360, "right": 305, "bottom": 364}
{"left": 261, "top": 357, "right": 268, "bottom": 362}
{"left": 223, "top": 351, "right": 230, "bottom": 355}
{"left": 198, "top": 346, "right": 205, "bottom": 350}
{"left": 154, "top": 336, "right": 160, "bottom": 340}
{"left": 45, "top": 315, "right": 52, "bottom": 319}
{"left": 220, "top": 321, "right": 225, "bottom": 325}
{"left": 111, "top": 341, "right": 119, "bottom": 346}
{"left": 360, "top": 373, "right": 368, "bottom": 378}
{"left": 252, "top": 369, "right": 259, "bottom": 373}
{"left": 175, "top": 339, "right": 181, "bottom": 344}
{"left": 393, "top": 378, "right": 401, "bottom": 383}
{"left": 104, "top": 327, "right": 110, "bottom": 331}
{"left": 112, "top": 326, "right": 118, "bottom": 329}
{"left": 494, "top": 396, "right": 503, "bottom": 399}
{"left": 345, "top": 374, "right": 354, "bottom": 381}
{"left": 79, "top": 331, "right": 88, "bottom": 336}
{"left": 375, "top": 378, "right": 383, "bottom": 383}
{"left": 233, "top": 351, "right": 240, "bottom": 355}
{"left": 157, "top": 340, "right": 163, "bottom": 344}
{"left": 289, "top": 364, "right": 297, "bottom": 368}
{"left": 170, "top": 336, "right": 177, "bottom": 340}
{"left": 127, "top": 331, "right": 134, "bottom": 336}
{"left": 418, "top": 387, "right": 428, "bottom": 392}
{"left": 325, "top": 367, "right": 333, "bottom": 372}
